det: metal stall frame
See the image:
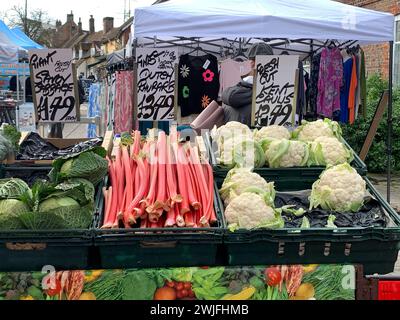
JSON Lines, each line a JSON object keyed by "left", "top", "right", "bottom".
{"left": 388, "top": 41, "right": 393, "bottom": 204}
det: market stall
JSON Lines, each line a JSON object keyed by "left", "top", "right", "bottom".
{"left": 0, "top": 21, "right": 43, "bottom": 127}
{"left": 133, "top": 0, "right": 395, "bottom": 197}
{"left": 0, "top": 0, "right": 399, "bottom": 301}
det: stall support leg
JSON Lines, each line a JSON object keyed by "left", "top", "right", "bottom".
{"left": 387, "top": 41, "right": 393, "bottom": 204}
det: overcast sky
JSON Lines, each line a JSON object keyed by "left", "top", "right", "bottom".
{"left": 2, "top": 0, "right": 154, "bottom": 30}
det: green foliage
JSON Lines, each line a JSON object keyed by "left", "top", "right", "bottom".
{"left": 49, "top": 149, "right": 108, "bottom": 186}
{"left": 0, "top": 124, "right": 21, "bottom": 161}
{"left": 342, "top": 74, "right": 400, "bottom": 173}
{"left": 0, "top": 179, "right": 96, "bottom": 230}
{"left": 302, "top": 265, "right": 355, "bottom": 300}
{"left": 0, "top": 179, "right": 30, "bottom": 199}
{"left": 19, "top": 203, "right": 93, "bottom": 230}
{"left": 0, "top": 124, "right": 21, "bottom": 152}
{"left": 121, "top": 271, "right": 158, "bottom": 300}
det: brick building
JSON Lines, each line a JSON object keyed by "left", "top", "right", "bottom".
{"left": 338, "top": 0, "right": 400, "bottom": 84}
{"left": 51, "top": 11, "right": 81, "bottom": 48}
{"left": 49, "top": 12, "right": 133, "bottom": 77}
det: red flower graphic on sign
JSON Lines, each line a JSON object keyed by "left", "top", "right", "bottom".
{"left": 203, "top": 69, "right": 214, "bottom": 82}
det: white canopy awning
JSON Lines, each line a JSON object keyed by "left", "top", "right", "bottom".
{"left": 134, "top": 0, "right": 394, "bottom": 43}
{"left": 0, "top": 42, "right": 18, "bottom": 63}
{"left": 0, "top": 20, "right": 26, "bottom": 63}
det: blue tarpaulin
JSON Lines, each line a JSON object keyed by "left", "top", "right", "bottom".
{"left": 0, "top": 21, "right": 19, "bottom": 63}
{"left": 11, "top": 28, "right": 43, "bottom": 49}
{"left": 0, "top": 20, "right": 42, "bottom": 50}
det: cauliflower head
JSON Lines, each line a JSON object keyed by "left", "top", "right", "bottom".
{"left": 309, "top": 163, "right": 367, "bottom": 213}
{"left": 232, "top": 139, "right": 265, "bottom": 168}
{"left": 220, "top": 168, "right": 275, "bottom": 206}
{"left": 293, "top": 119, "right": 342, "bottom": 142}
{"left": 213, "top": 123, "right": 254, "bottom": 168}
{"left": 265, "top": 139, "right": 309, "bottom": 168}
{"left": 217, "top": 134, "right": 251, "bottom": 168}
{"left": 224, "top": 192, "right": 277, "bottom": 229}
{"left": 211, "top": 122, "right": 252, "bottom": 145}
{"left": 254, "top": 125, "right": 291, "bottom": 142}
{"left": 310, "top": 137, "right": 354, "bottom": 166}
{"left": 218, "top": 137, "right": 265, "bottom": 168}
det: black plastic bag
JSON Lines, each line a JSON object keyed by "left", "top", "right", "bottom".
{"left": 275, "top": 192, "right": 388, "bottom": 229}
{"left": 17, "top": 132, "right": 103, "bottom": 161}
{"left": 4, "top": 168, "right": 51, "bottom": 187}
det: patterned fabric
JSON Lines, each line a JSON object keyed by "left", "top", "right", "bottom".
{"left": 87, "top": 83, "right": 101, "bottom": 138}
{"left": 106, "top": 74, "right": 116, "bottom": 131}
{"left": 296, "top": 61, "right": 306, "bottom": 122}
{"left": 355, "top": 52, "right": 361, "bottom": 119}
{"left": 114, "top": 71, "right": 134, "bottom": 134}
{"left": 348, "top": 56, "right": 358, "bottom": 125}
{"left": 304, "top": 72, "right": 310, "bottom": 115}
{"left": 317, "top": 48, "right": 343, "bottom": 118}
{"left": 178, "top": 53, "right": 220, "bottom": 117}
{"left": 309, "top": 53, "right": 321, "bottom": 116}
{"left": 340, "top": 57, "right": 353, "bottom": 124}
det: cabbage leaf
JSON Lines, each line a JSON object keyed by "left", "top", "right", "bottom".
{"left": 0, "top": 178, "right": 30, "bottom": 199}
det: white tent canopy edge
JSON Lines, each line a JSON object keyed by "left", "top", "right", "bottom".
{"left": 134, "top": 0, "right": 394, "bottom": 43}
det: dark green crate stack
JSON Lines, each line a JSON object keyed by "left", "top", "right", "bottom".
{"left": 0, "top": 165, "right": 93, "bottom": 272}
{"left": 93, "top": 178, "right": 225, "bottom": 269}
{"left": 216, "top": 174, "right": 400, "bottom": 275}
{"left": 205, "top": 133, "right": 400, "bottom": 275}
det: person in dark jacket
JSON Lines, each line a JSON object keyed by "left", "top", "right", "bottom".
{"left": 9, "top": 76, "right": 19, "bottom": 92}
{"left": 222, "top": 42, "right": 273, "bottom": 126}
{"left": 25, "top": 77, "right": 33, "bottom": 102}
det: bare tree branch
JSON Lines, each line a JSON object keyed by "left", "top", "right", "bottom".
{"left": 7, "top": 5, "right": 53, "bottom": 47}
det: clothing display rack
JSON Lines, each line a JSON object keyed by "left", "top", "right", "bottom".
{"left": 106, "top": 57, "right": 135, "bottom": 74}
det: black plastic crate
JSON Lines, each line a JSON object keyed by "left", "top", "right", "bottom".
{"left": 204, "top": 132, "right": 368, "bottom": 190}
{"left": 218, "top": 177, "right": 400, "bottom": 275}
{"left": 0, "top": 230, "right": 92, "bottom": 272}
{"left": 0, "top": 164, "right": 52, "bottom": 186}
{"left": 0, "top": 165, "right": 99, "bottom": 272}
{"left": 93, "top": 177, "right": 225, "bottom": 269}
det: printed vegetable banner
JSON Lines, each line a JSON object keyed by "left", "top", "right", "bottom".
{"left": 28, "top": 49, "right": 79, "bottom": 123}
{"left": 0, "top": 265, "right": 355, "bottom": 300}
{"left": 136, "top": 48, "right": 177, "bottom": 121}
{"left": 252, "top": 55, "right": 299, "bottom": 128}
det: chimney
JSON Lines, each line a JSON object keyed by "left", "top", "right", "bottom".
{"left": 103, "top": 17, "right": 114, "bottom": 34}
{"left": 78, "top": 18, "right": 82, "bottom": 34}
{"left": 67, "top": 11, "right": 74, "bottom": 23}
{"left": 89, "top": 15, "right": 95, "bottom": 33}
{"left": 56, "top": 20, "right": 62, "bottom": 30}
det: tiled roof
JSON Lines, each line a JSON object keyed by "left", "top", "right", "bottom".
{"left": 62, "top": 32, "right": 88, "bottom": 48}
{"left": 119, "top": 17, "right": 134, "bottom": 33}
{"left": 57, "top": 17, "right": 134, "bottom": 49}
{"left": 83, "top": 28, "right": 119, "bottom": 44}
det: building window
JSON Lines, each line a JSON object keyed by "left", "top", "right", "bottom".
{"left": 394, "top": 15, "right": 400, "bottom": 86}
